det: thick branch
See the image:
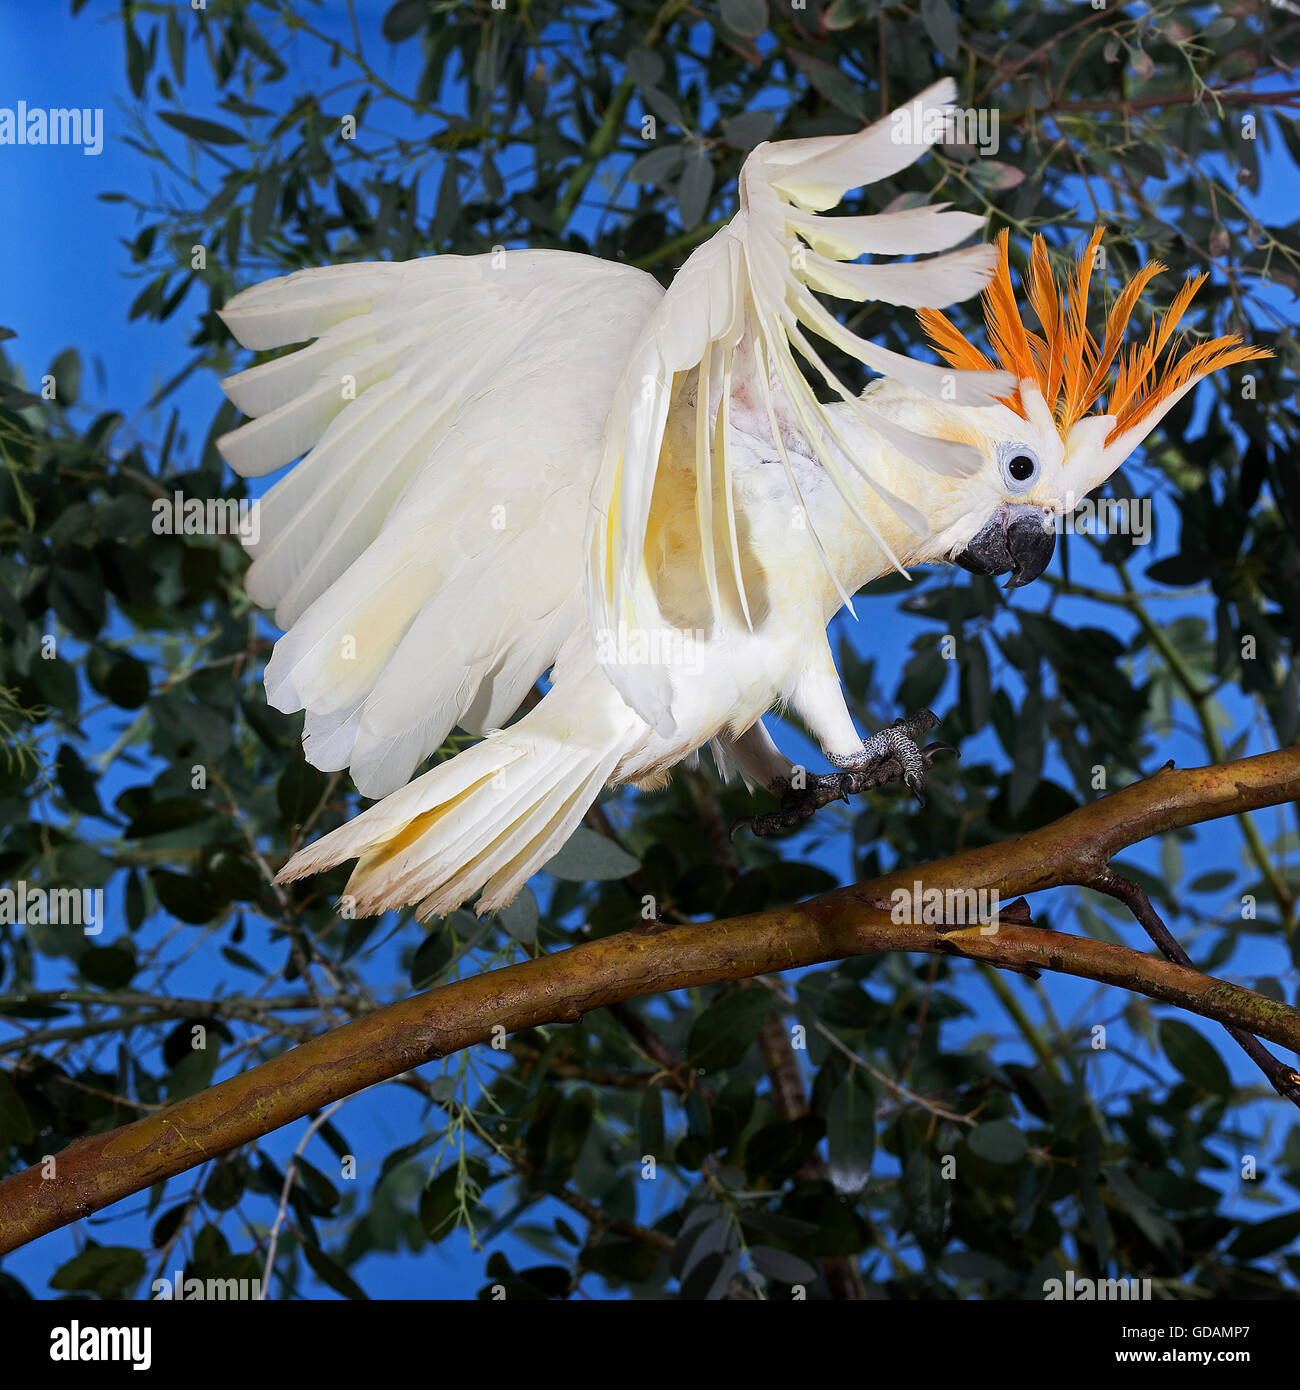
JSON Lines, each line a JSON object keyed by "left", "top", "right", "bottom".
{"left": 1, "top": 748, "right": 1298, "bottom": 1255}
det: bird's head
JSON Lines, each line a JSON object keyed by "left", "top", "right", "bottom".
{"left": 894, "top": 228, "right": 1271, "bottom": 589}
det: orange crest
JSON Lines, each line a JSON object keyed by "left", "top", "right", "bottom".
{"left": 918, "top": 228, "right": 1271, "bottom": 448}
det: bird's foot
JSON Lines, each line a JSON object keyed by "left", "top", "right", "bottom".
{"left": 730, "top": 710, "right": 954, "bottom": 840}
{"left": 825, "top": 708, "right": 942, "bottom": 805}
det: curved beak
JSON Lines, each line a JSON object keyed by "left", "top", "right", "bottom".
{"left": 954, "top": 504, "right": 1056, "bottom": 590}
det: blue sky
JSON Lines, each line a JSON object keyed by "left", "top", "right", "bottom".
{"left": 1, "top": 0, "right": 1297, "bottom": 1299}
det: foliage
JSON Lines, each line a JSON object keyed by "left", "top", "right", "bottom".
{"left": 0, "top": 0, "right": 1297, "bottom": 1299}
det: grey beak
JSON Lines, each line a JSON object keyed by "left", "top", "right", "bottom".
{"left": 954, "top": 504, "right": 1056, "bottom": 590}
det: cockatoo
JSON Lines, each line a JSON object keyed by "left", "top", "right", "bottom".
{"left": 215, "top": 79, "right": 1267, "bottom": 920}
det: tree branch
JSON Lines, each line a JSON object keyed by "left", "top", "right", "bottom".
{"left": 1, "top": 748, "right": 1298, "bottom": 1255}
{"left": 1090, "top": 869, "right": 1300, "bottom": 1109}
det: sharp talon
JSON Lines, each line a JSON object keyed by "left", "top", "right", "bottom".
{"left": 921, "top": 742, "right": 957, "bottom": 769}
{"left": 904, "top": 773, "right": 926, "bottom": 806}
{"left": 729, "top": 817, "right": 754, "bottom": 841}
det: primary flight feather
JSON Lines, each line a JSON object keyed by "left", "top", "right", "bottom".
{"left": 215, "top": 79, "right": 1268, "bottom": 919}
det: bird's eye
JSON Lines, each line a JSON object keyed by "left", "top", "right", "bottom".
{"left": 1002, "top": 449, "right": 1039, "bottom": 491}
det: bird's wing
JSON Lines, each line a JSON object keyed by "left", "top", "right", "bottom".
{"left": 587, "top": 77, "right": 1015, "bottom": 732}
{"left": 217, "top": 250, "right": 662, "bottom": 797}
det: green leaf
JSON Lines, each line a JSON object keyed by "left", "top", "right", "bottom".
{"left": 1008, "top": 688, "right": 1044, "bottom": 816}
{"left": 969, "top": 160, "right": 1026, "bottom": 191}
{"left": 720, "top": 0, "right": 768, "bottom": 37}
{"left": 80, "top": 944, "right": 138, "bottom": 989}
{"left": 628, "top": 144, "right": 685, "bottom": 185}
{"left": 151, "top": 869, "right": 219, "bottom": 925}
{"left": 87, "top": 651, "right": 150, "bottom": 710}
{"left": 642, "top": 85, "right": 690, "bottom": 132}
{"left": 750, "top": 1245, "right": 817, "bottom": 1285}
{"left": 1228, "top": 1209, "right": 1300, "bottom": 1260}
{"left": 626, "top": 47, "right": 665, "bottom": 89}
{"left": 967, "top": 1119, "right": 1028, "bottom": 1165}
{"left": 420, "top": 1159, "right": 488, "bottom": 1242}
{"left": 543, "top": 826, "right": 639, "bottom": 881}
{"left": 49, "top": 347, "right": 81, "bottom": 406}
{"left": 826, "top": 1071, "right": 874, "bottom": 1193}
{"left": 676, "top": 147, "right": 714, "bottom": 229}
{"left": 249, "top": 169, "right": 281, "bottom": 244}
{"left": 382, "top": 0, "right": 427, "bottom": 43}
{"left": 56, "top": 743, "right": 102, "bottom": 817}
{"left": 722, "top": 110, "right": 776, "bottom": 151}
{"left": 0, "top": 1070, "right": 35, "bottom": 1145}
{"left": 581, "top": 1237, "right": 658, "bottom": 1284}
{"left": 743, "top": 1117, "right": 824, "bottom": 1183}
{"left": 542, "top": 1091, "right": 595, "bottom": 1184}
{"left": 410, "top": 927, "right": 455, "bottom": 988}
{"left": 687, "top": 988, "right": 772, "bottom": 1072}
{"left": 300, "top": 1239, "right": 369, "bottom": 1300}
{"left": 498, "top": 888, "right": 538, "bottom": 945}
{"left": 166, "top": 7, "right": 186, "bottom": 85}
{"left": 50, "top": 1245, "right": 146, "bottom": 1299}
{"left": 277, "top": 757, "right": 328, "bottom": 827}
{"left": 960, "top": 637, "right": 991, "bottom": 730}
{"left": 125, "top": 25, "right": 149, "bottom": 100}
{"left": 825, "top": 0, "right": 877, "bottom": 29}
{"left": 1103, "top": 1168, "right": 1180, "bottom": 1256}
{"left": 1159, "top": 1020, "right": 1232, "bottom": 1094}
{"left": 920, "top": 0, "right": 960, "bottom": 61}
{"left": 166, "top": 1033, "right": 220, "bottom": 1100}
{"left": 788, "top": 52, "right": 866, "bottom": 121}
{"left": 158, "top": 111, "right": 246, "bottom": 147}
{"left": 1146, "top": 553, "right": 1208, "bottom": 586}
{"left": 51, "top": 559, "right": 105, "bottom": 637}
{"left": 638, "top": 1085, "right": 665, "bottom": 1157}
{"left": 902, "top": 1150, "right": 949, "bottom": 1254}
{"left": 125, "top": 798, "right": 210, "bottom": 839}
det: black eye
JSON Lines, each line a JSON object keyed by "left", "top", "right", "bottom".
{"left": 1008, "top": 454, "right": 1036, "bottom": 482}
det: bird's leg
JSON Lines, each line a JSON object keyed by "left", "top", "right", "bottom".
{"left": 730, "top": 648, "right": 954, "bottom": 838}
{"left": 826, "top": 710, "right": 941, "bottom": 805}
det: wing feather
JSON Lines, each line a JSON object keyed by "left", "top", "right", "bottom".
{"left": 587, "top": 83, "right": 1013, "bottom": 729}
{"left": 219, "top": 251, "right": 663, "bottom": 797}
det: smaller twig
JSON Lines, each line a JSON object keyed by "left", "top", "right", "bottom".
{"left": 150, "top": 1172, "right": 207, "bottom": 1286}
{"left": 260, "top": 1098, "right": 348, "bottom": 1298}
{"left": 1092, "top": 871, "right": 1300, "bottom": 1110}
{"left": 755, "top": 977, "right": 976, "bottom": 1127}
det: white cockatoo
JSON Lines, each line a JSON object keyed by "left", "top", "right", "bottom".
{"left": 215, "top": 79, "right": 1267, "bottom": 919}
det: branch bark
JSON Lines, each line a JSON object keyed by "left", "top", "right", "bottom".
{"left": 1, "top": 747, "right": 1298, "bottom": 1256}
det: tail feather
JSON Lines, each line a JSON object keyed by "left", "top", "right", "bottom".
{"left": 418, "top": 747, "right": 625, "bottom": 918}
{"left": 275, "top": 686, "right": 641, "bottom": 918}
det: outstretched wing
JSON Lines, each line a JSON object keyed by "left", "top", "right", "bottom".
{"left": 587, "top": 78, "right": 1015, "bottom": 733}
{"left": 217, "top": 250, "right": 662, "bottom": 798}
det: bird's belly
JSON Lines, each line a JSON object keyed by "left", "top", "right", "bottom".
{"left": 608, "top": 616, "right": 805, "bottom": 786}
